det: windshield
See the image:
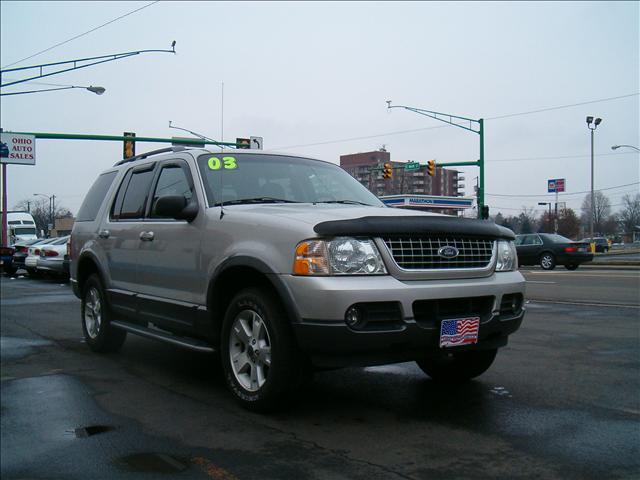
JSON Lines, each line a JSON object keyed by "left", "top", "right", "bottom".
{"left": 197, "top": 153, "right": 383, "bottom": 207}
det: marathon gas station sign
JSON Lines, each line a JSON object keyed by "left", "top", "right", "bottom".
{"left": 0, "top": 133, "right": 36, "bottom": 165}
{"left": 380, "top": 195, "right": 474, "bottom": 210}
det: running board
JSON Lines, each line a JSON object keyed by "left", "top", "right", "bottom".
{"left": 111, "top": 320, "right": 215, "bottom": 353}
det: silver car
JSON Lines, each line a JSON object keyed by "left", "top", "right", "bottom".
{"left": 71, "top": 147, "right": 525, "bottom": 411}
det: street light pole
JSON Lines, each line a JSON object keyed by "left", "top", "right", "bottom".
{"left": 611, "top": 144, "right": 640, "bottom": 152}
{"left": 1, "top": 84, "right": 106, "bottom": 97}
{"left": 586, "top": 116, "right": 602, "bottom": 242}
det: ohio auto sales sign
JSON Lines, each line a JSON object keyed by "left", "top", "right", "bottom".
{"left": 0, "top": 133, "right": 36, "bottom": 165}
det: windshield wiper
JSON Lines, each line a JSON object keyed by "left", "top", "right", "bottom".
{"left": 318, "top": 200, "right": 374, "bottom": 206}
{"left": 215, "top": 197, "right": 300, "bottom": 206}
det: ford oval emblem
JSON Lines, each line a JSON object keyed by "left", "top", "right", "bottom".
{"left": 438, "top": 246, "right": 459, "bottom": 259}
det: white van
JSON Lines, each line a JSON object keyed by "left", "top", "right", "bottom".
{"left": 6, "top": 212, "right": 38, "bottom": 244}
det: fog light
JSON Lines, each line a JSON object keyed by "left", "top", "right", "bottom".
{"left": 345, "top": 306, "right": 361, "bottom": 328}
{"left": 511, "top": 297, "right": 519, "bottom": 312}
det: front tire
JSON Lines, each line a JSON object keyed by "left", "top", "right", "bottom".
{"left": 221, "top": 287, "right": 302, "bottom": 412}
{"left": 540, "top": 253, "right": 556, "bottom": 270}
{"left": 417, "top": 349, "right": 498, "bottom": 383}
{"left": 81, "top": 274, "right": 126, "bottom": 353}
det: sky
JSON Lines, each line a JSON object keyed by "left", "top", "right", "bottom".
{"left": 1, "top": 1, "right": 638, "bottom": 218}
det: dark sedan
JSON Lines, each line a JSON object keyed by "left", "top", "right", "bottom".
{"left": 515, "top": 233, "right": 593, "bottom": 270}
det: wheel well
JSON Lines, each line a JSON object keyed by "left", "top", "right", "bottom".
{"left": 539, "top": 251, "right": 554, "bottom": 259}
{"left": 207, "top": 266, "right": 279, "bottom": 339}
{"left": 77, "top": 256, "right": 100, "bottom": 294}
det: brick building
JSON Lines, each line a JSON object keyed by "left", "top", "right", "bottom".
{"left": 339, "top": 149, "right": 463, "bottom": 198}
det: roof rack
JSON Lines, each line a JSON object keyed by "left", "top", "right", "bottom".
{"left": 113, "top": 146, "right": 194, "bottom": 167}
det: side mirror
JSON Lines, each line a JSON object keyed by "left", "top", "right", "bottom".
{"left": 154, "top": 195, "right": 198, "bottom": 222}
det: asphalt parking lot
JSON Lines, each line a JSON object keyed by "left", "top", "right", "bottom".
{"left": 1, "top": 270, "right": 639, "bottom": 480}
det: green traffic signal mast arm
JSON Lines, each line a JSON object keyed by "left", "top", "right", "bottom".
{"left": 3, "top": 131, "right": 239, "bottom": 148}
{"left": 0, "top": 43, "right": 176, "bottom": 88}
{"left": 386, "top": 101, "right": 485, "bottom": 218}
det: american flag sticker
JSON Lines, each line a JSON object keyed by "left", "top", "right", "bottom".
{"left": 439, "top": 317, "right": 480, "bottom": 348}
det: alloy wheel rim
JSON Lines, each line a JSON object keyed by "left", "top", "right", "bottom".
{"left": 229, "top": 309, "right": 272, "bottom": 392}
{"left": 84, "top": 287, "right": 102, "bottom": 339}
{"left": 542, "top": 256, "right": 552, "bottom": 268}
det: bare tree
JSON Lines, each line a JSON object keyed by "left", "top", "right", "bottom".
{"left": 619, "top": 193, "right": 640, "bottom": 234}
{"left": 557, "top": 208, "right": 580, "bottom": 239}
{"left": 517, "top": 207, "right": 538, "bottom": 234}
{"left": 581, "top": 191, "right": 616, "bottom": 235}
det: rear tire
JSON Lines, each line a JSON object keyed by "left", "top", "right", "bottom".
{"left": 221, "top": 287, "right": 303, "bottom": 412}
{"left": 81, "top": 274, "right": 126, "bottom": 353}
{"left": 564, "top": 264, "right": 579, "bottom": 271}
{"left": 540, "top": 253, "right": 556, "bottom": 270}
{"left": 417, "top": 349, "right": 498, "bottom": 383}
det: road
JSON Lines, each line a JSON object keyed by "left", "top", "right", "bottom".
{"left": 520, "top": 267, "right": 640, "bottom": 307}
{"left": 1, "top": 270, "right": 639, "bottom": 479}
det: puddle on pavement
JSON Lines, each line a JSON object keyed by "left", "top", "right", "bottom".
{"left": 118, "top": 453, "right": 188, "bottom": 474}
{"left": 0, "top": 336, "right": 52, "bottom": 361}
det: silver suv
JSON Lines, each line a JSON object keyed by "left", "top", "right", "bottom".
{"left": 71, "top": 147, "right": 525, "bottom": 411}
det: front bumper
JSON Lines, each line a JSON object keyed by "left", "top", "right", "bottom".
{"left": 283, "top": 271, "right": 526, "bottom": 367}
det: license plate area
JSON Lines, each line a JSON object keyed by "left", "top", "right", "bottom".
{"left": 439, "top": 316, "right": 480, "bottom": 348}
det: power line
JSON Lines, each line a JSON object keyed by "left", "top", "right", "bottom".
{"left": 273, "top": 92, "right": 639, "bottom": 150}
{"left": 486, "top": 93, "right": 640, "bottom": 120}
{"left": 1, "top": 1, "right": 160, "bottom": 69}
{"left": 486, "top": 181, "right": 640, "bottom": 198}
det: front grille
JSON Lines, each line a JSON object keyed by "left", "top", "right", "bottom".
{"left": 413, "top": 296, "right": 495, "bottom": 329}
{"left": 382, "top": 237, "right": 494, "bottom": 270}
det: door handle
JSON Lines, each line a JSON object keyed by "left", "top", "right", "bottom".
{"left": 139, "top": 231, "right": 155, "bottom": 241}
{"left": 98, "top": 229, "right": 110, "bottom": 239}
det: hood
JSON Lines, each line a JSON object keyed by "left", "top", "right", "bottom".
{"left": 223, "top": 203, "right": 439, "bottom": 225}
{"left": 218, "top": 204, "right": 513, "bottom": 240}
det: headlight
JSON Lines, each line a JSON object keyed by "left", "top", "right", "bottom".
{"left": 495, "top": 240, "right": 517, "bottom": 272}
{"left": 293, "top": 237, "right": 387, "bottom": 275}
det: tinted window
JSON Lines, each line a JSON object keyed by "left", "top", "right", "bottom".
{"left": 150, "top": 165, "right": 193, "bottom": 218}
{"left": 119, "top": 168, "right": 155, "bottom": 219}
{"left": 76, "top": 171, "right": 117, "bottom": 222}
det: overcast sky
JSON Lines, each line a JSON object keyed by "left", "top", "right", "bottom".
{"left": 1, "top": 1, "right": 638, "bottom": 218}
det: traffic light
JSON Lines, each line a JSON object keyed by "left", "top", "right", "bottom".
{"left": 383, "top": 162, "right": 393, "bottom": 179}
{"left": 481, "top": 205, "right": 490, "bottom": 220}
{"left": 236, "top": 138, "right": 250, "bottom": 149}
{"left": 123, "top": 132, "right": 136, "bottom": 159}
{"left": 427, "top": 159, "right": 436, "bottom": 177}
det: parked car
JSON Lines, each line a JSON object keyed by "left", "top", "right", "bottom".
{"left": 25, "top": 237, "right": 60, "bottom": 276}
{"left": 580, "top": 237, "right": 610, "bottom": 253}
{"left": 37, "top": 236, "right": 70, "bottom": 277}
{"left": 515, "top": 233, "right": 593, "bottom": 270}
{"left": 71, "top": 147, "right": 526, "bottom": 411}
{"left": 12, "top": 238, "right": 47, "bottom": 273}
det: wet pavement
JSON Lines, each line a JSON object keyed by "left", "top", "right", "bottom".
{"left": 1, "top": 273, "right": 639, "bottom": 479}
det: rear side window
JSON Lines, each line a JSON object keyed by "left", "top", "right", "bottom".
{"left": 115, "top": 167, "right": 156, "bottom": 220}
{"left": 76, "top": 171, "right": 117, "bottom": 222}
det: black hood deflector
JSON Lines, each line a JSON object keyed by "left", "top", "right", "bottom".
{"left": 314, "top": 216, "right": 515, "bottom": 240}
